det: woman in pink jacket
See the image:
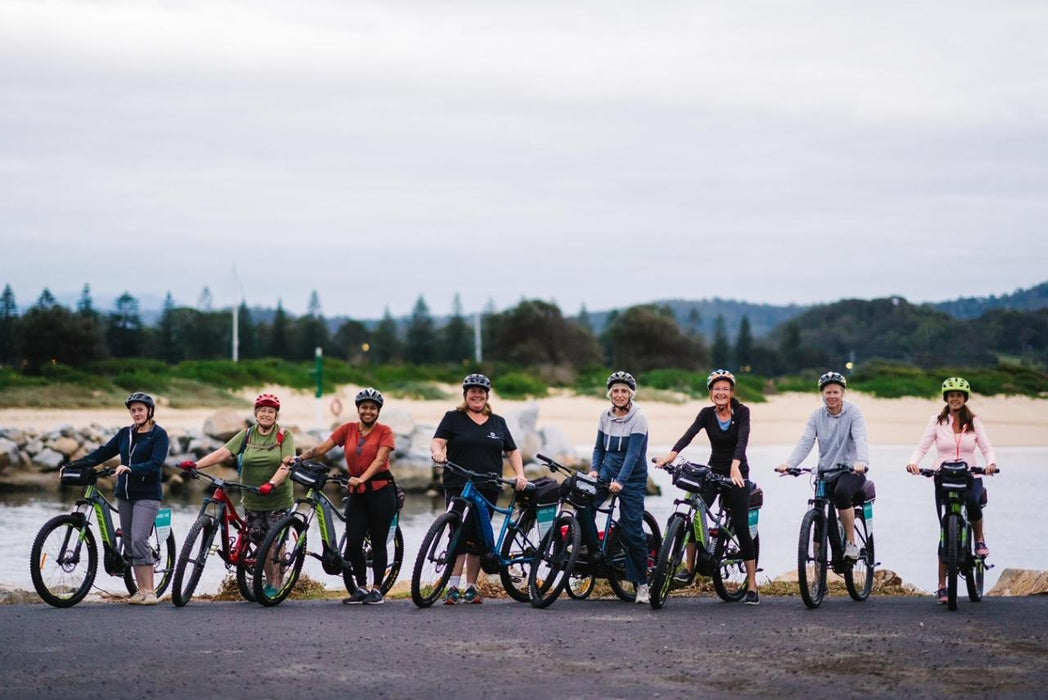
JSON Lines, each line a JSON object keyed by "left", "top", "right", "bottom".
{"left": 906, "top": 377, "right": 998, "bottom": 603}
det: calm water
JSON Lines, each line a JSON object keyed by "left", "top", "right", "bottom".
{"left": 3, "top": 445, "right": 1046, "bottom": 597}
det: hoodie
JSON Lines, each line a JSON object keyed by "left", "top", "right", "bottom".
{"left": 785, "top": 401, "right": 870, "bottom": 473}
{"left": 592, "top": 403, "right": 649, "bottom": 484}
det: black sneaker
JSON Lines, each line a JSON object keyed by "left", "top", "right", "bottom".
{"left": 342, "top": 588, "right": 368, "bottom": 605}
{"left": 443, "top": 586, "right": 461, "bottom": 605}
{"left": 363, "top": 589, "right": 384, "bottom": 605}
{"left": 673, "top": 569, "right": 692, "bottom": 585}
{"left": 744, "top": 590, "right": 760, "bottom": 605}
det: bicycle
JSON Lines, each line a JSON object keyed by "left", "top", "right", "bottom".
{"left": 648, "top": 460, "right": 762, "bottom": 609}
{"left": 782, "top": 464, "right": 876, "bottom": 608}
{"left": 410, "top": 461, "right": 552, "bottom": 608}
{"left": 914, "top": 461, "right": 998, "bottom": 611}
{"left": 31, "top": 464, "right": 176, "bottom": 607}
{"left": 253, "top": 459, "right": 404, "bottom": 606}
{"left": 170, "top": 468, "right": 264, "bottom": 606}
{"left": 528, "top": 455, "right": 661, "bottom": 608}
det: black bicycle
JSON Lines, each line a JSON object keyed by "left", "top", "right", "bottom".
{"left": 782, "top": 464, "right": 876, "bottom": 608}
{"left": 914, "top": 461, "right": 998, "bottom": 611}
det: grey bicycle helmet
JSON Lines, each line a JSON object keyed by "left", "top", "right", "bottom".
{"left": 606, "top": 371, "right": 637, "bottom": 392}
{"left": 818, "top": 371, "right": 847, "bottom": 390}
{"left": 462, "top": 373, "right": 492, "bottom": 392}
{"left": 125, "top": 392, "right": 155, "bottom": 418}
{"left": 706, "top": 369, "right": 736, "bottom": 390}
{"left": 355, "top": 387, "right": 385, "bottom": 408}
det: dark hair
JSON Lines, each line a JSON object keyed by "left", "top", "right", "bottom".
{"left": 937, "top": 403, "right": 975, "bottom": 433}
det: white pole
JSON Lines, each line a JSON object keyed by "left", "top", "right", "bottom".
{"left": 474, "top": 312, "right": 482, "bottom": 363}
{"left": 231, "top": 266, "right": 240, "bottom": 362}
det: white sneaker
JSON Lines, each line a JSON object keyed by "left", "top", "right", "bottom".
{"left": 635, "top": 584, "right": 650, "bottom": 605}
{"left": 843, "top": 541, "right": 860, "bottom": 562}
{"left": 126, "top": 590, "right": 145, "bottom": 605}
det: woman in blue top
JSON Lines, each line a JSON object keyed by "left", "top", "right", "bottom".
{"left": 71, "top": 392, "right": 170, "bottom": 604}
{"left": 655, "top": 370, "right": 759, "bottom": 604}
{"left": 590, "top": 371, "right": 650, "bottom": 604}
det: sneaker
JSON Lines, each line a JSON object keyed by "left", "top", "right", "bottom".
{"left": 975, "top": 541, "right": 990, "bottom": 557}
{"left": 634, "top": 584, "right": 650, "bottom": 605}
{"left": 342, "top": 588, "right": 368, "bottom": 605}
{"left": 127, "top": 590, "right": 145, "bottom": 605}
{"left": 138, "top": 591, "right": 159, "bottom": 606}
{"left": 843, "top": 541, "right": 860, "bottom": 562}
{"left": 463, "top": 586, "right": 483, "bottom": 604}
{"left": 935, "top": 588, "right": 948, "bottom": 604}
{"left": 362, "top": 589, "right": 384, "bottom": 605}
{"left": 443, "top": 586, "right": 461, "bottom": 605}
{"left": 263, "top": 584, "right": 279, "bottom": 599}
{"left": 673, "top": 569, "right": 692, "bottom": 585}
{"left": 744, "top": 589, "right": 760, "bottom": 606}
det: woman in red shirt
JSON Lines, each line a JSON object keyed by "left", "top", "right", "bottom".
{"left": 296, "top": 388, "right": 397, "bottom": 605}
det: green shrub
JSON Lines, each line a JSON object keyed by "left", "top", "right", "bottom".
{"left": 494, "top": 371, "right": 549, "bottom": 399}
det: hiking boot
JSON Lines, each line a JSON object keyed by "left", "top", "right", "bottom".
{"left": 936, "top": 588, "right": 948, "bottom": 604}
{"left": 634, "top": 584, "right": 650, "bottom": 605}
{"left": 443, "top": 586, "right": 461, "bottom": 605}
{"left": 975, "top": 541, "right": 990, "bottom": 557}
{"left": 463, "top": 586, "right": 483, "bottom": 604}
{"left": 363, "top": 589, "right": 384, "bottom": 605}
{"left": 342, "top": 588, "right": 368, "bottom": 605}
{"left": 744, "top": 589, "right": 760, "bottom": 606}
{"left": 843, "top": 541, "right": 860, "bottom": 562}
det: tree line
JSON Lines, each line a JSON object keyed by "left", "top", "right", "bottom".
{"left": 2, "top": 283, "right": 1045, "bottom": 378}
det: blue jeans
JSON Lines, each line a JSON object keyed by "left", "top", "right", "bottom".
{"left": 583, "top": 481, "right": 647, "bottom": 586}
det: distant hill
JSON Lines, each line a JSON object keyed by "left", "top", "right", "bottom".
{"left": 929, "top": 281, "right": 1048, "bottom": 319}
{"left": 583, "top": 298, "right": 808, "bottom": 339}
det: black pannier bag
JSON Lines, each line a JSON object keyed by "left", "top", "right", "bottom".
{"left": 517, "top": 476, "right": 561, "bottom": 509}
{"left": 60, "top": 465, "right": 98, "bottom": 487}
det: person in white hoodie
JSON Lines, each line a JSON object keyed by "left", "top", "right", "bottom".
{"left": 776, "top": 371, "right": 870, "bottom": 561}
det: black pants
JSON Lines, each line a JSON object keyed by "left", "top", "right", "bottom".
{"left": 345, "top": 485, "right": 398, "bottom": 588}
{"left": 701, "top": 480, "right": 756, "bottom": 561}
{"left": 828, "top": 472, "right": 867, "bottom": 511}
{"left": 444, "top": 485, "right": 499, "bottom": 555}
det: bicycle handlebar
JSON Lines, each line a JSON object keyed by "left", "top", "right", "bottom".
{"left": 778, "top": 464, "right": 857, "bottom": 478}
{"left": 182, "top": 467, "right": 262, "bottom": 494}
{"left": 914, "top": 465, "right": 997, "bottom": 478}
{"left": 439, "top": 460, "right": 534, "bottom": 491}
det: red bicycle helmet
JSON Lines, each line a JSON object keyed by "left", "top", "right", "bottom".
{"left": 254, "top": 393, "right": 281, "bottom": 410}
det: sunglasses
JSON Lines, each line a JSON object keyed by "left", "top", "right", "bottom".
{"left": 355, "top": 436, "right": 367, "bottom": 456}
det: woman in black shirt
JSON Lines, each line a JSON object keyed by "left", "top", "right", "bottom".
{"left": 655, "top": 369, "right": 760, "bottom": 604}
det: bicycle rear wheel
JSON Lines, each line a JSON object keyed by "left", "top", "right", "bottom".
{"left": 650, "top": 514, "right": 687, "bottom": 610}
{"left": 797, "top": 509, "right": 826, "bottom": 609}
{"left": 966, "top": 552, "right": 984, "bottom": 602}
{"left": 945, "top": 515, "right": 961, "bottom": 611}
{"left": 30, "top": 514, "right": 98, "bottom": 608}
{"left": 844, "top": 509, "right": 874, "bottom": 601}
{"left": 172, "top": 515, "right": 216, "bottom": 607}
{"left": 566, "top": 571, "right": 595, "bottom": 599}
{"left": 712, "top": 529, "right": 753, "bottom": 602}
{"left": 341, "top": 524, "right": 405, "bottom": 596}
{"left": 411, "top": 512, "right": 461, "bottom": 607}
{"left": 608, "top": 511, "right": 662, "bottom": 602}
{"left": 235, "top": 536, "right": 259, "bottom": 602}
{"left": 129, "top": 527, "right": 176, "bottom": 597}
{"left": 254, "top": 516, "right": 307, "bottom": 607}
{"left": 528, "top": 514, "right": 580, "bottom": 608}
{"left": 498, "top": 511, "right": 540, "bottom": 603}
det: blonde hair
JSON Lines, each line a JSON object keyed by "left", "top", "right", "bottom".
{"left": 606, "top": 386, "right": 635, "bottom": 401}
{"left": 457, "top": 400, "right": 493, "bottom": 416}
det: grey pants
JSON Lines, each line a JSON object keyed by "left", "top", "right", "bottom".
{"left": 117, "top": 498, "right": 161, "bottom": 566}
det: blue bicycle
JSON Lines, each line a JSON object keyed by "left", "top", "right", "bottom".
{"left": 410, "top": 461, "right": 556, "bottom": 608}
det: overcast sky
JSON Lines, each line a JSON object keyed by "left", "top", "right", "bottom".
{"left": 3, "top": 1, "right": 1047, "bottom": 318}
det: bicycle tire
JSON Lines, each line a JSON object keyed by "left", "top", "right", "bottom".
{"left": 235, "top": 538, "right": 259, "bottom": 602}
{"left": 712, "top": 528, "right": 753, "bottom": 602}
{"left": 566, "top": 571, "right": 596, "bottom": 599}
{"left": 650, "top": 514, "right": 687, "bottom": 610}
{"left": 528, "top": 514, "right": 580, "bottom": 608}
{"left": 945, "top": 514, "right": 961, "bottom": 611}
{"left": 844, "top": 510, "right": 874, "bottom": 602}
{"left": 340, "top": 525, "right": 405, "bottom": 596}
{"left": 966, "top": 551, "right": 984, "bottom": 603}
{"left": 498, "top": 511, "right": 539, "bottom": 603}
{"left": 797, "top": 509, "right": 826, "bottom": 609}
{"left": 254, "top": 515, "right": 307, "bottom": 607}
{"left": 411, "top": 511, "right": 461, "bottom": 608}
{"left": 607, "top": 511, "right": 662, "bottom": 602}
{"left": 171, "top": 515, "right": 216, "bottom": 607}
{"left": 30, "top": 514, "right": 98, "bottom": 608}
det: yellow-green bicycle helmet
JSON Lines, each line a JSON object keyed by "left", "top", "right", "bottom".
{"left": 941, "top": 376, "right": 971, "bottom": 400}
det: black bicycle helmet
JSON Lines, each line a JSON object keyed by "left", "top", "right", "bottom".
{"left": 125, "top": 392, "right": 155, "bottom": 419}
{"left": 462, "top": 373, "right": 492, "bottom": 392}
{"left": 817, "top": 371, "right": 847, "bottom": 390}
{"left": 355, "top": 387, "right": 385, "bottom": 407}
{"left": 606, "top": 371, "right": 637, "bottom": 392}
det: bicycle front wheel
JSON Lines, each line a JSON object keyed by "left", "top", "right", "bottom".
{"left": 945, "top": 515, "right": 961, "bottom": 611}
{"left": 172, "top": 515, "right": 216, "bottom": 607}
{"left": 498, "top": 511, "right": 540, "bottom": 603}
{"left": 31, "top": 514, "right": 98, "bottom": 608}
{"left": 966, "top": 549, "right": 984, "bottom": 602}
{"left": 650, "top": 514, "right": 688, "bottom": 610}
{"left": 235, "top": 537, "right": 259, "bottom": 602}
{"left": 411, "top": 512, "right": 461, "bottom": 608}
{"left": 254, "top": 516, "right": 307, "bottom": 607}
{"left": 797, "top": 509, "right": 826, "bottom": 609}
{"left": 528, "top": 514, "right": 580, "bottom": 608}
{"left": 844, "top": 509, "right": 874, "bottom": 602}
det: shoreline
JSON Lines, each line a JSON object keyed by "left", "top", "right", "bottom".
{"left": 2, "top": 390, "right": 1047, "bottom": 448}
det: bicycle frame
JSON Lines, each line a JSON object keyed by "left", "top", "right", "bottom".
{"left": 808, "top": 475, "right": 848, "bottom": 573}
{"left": 447, "top": 474, "right": 528, "bottom": 569}
{"left": 73, "top": 482, "right": 127, "bottom": 575}
{"left": 193, "top": 480, "right": 251, "bottom": 569}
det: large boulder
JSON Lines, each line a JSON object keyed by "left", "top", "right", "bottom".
{"left": 203, "top": 409, "right": 247, "bottom": 442}
{"left": 988, "top": 568, "right": 1048, "bottom": 596}
{"left": 379, "top": 408, "right": 416, "bottom": 438}
{"left": 538, "top": 426, "right": 577, "bottom": 465}
{"left": 50, "top": 437, "right": 80, "bottom": 459}
{"left": 34, "top": 448, "right": 65, "bottom": 470}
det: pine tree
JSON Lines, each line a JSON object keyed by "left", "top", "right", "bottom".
{"left": 268, "top": 300, "right": 290, "bottom": 358}
{"left": 405, "top": 295, "right": 436, "bottom": 364}
{"left": 371, "top": 308, "right": 402, "bottom": 364}
{"left": 711, "top": 314, "right": 731, "bottom": 369}
{"left": 0, "top": 284, "right": 19, "bottom": 365}
{"left": 440, "top": 294, "right": 473, "bottom": 363}
{"left": 735, "top": 315, "right": 754, "bottom": 370}
{"left": 107, "top": 292, "right": 144, "bottom": 358}
{"left": 76, "top": 284, "right": 95, "bottom": 316}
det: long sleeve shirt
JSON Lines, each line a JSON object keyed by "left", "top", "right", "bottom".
{"left": 785, "top": 401, "right": 870, "bottom": 473}
{"left": 908, "top": 414, "right": 997, "bottom": 471}
{"left": 670, "top": 400, "right": 751, "bottom": 477}
{"left": 592, "top": 404, "right": 649, "bottom": 484}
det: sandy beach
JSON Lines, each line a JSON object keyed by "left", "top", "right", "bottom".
{"left": 2, "top": 387, "right": 1046, "bottom": 448}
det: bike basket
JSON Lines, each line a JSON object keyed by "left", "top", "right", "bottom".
{"left": 517, "top": 476, "right": 562, "bottom": 509}
{"left": 672, "top": 462, "right": 708, "bottom": 494}
{"left": 60, "top": 465, "right": 97, "bottom": 486}
{"left": 290, "top": 463, "right": 327, "bottom": 488}
{"left": 567, "top": 473, "right": 599, "bottom": 508}
{"left": 938, "top": 461, "right": 972, "bottom": 491}
{"left": 747, "top": 483, "right": 764, "bottom": 510}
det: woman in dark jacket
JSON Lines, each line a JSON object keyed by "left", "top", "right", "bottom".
{"left": 73, "top": 392, "right": 169, "bottom": 604}
{"left": 655, "top": 370, "right": 759, "bottom": 604}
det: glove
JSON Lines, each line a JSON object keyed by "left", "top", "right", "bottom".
{"left": 178, "top": 460, "right": 197, "bottom": 471}
{"left": 259, "top": 482, "right": 274, "bottom": 496}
